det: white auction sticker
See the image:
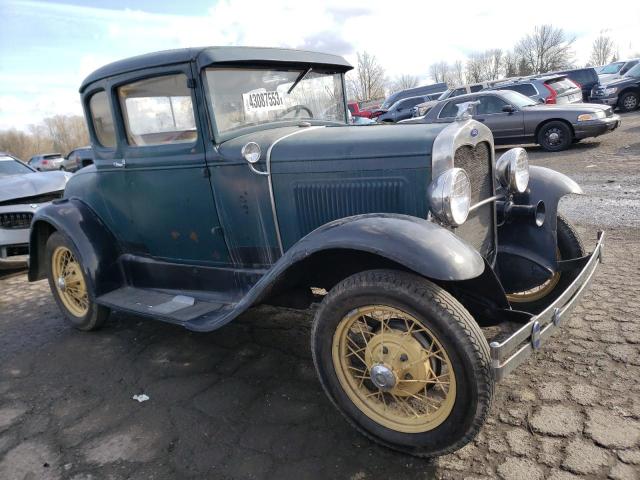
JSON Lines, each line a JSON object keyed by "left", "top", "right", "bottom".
{"left": 242, "top": 90, "right": 287, "bottom": 115}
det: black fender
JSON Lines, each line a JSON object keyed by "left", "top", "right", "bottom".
{"left": 28, "top": 198, "right": 122, "bottom": 296}
{"left": 497, "top": 165, "right": 582, "bottom": 292}
{"left": 190, "top": 213, "right": 487, "bottom": 331}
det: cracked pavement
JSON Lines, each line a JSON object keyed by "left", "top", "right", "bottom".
{"left": 1, "top": 112, "right": 639, "bottom": 479}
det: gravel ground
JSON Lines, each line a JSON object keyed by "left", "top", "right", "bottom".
{"left": 1, "top": 112, "right": 639, "bottom": 480}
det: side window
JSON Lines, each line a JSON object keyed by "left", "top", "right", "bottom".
{"left": 469, "top": 84, "right": 484, "bottom": 93}
{"left": 450, "top": 88, "right": 466, "bottom": 98}
{"left": 89, "top": 91, "right": 116, "bottom": 148}
{"left": 118, "top": 74, "right": 197, "bottom": 147}
{"left": 476, "top": 96, "right": 508, "bottom": 115}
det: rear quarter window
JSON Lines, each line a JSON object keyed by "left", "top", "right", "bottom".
{"left": 89, "top": 91, "right": 117, "bottom": 148}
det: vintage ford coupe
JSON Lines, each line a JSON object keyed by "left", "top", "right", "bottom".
{"left": 28, "top": 47, "right": 604, "bottom": 457}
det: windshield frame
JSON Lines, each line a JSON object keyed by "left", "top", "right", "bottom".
{"left": 202, "top": 65, "right": 349, "bottom": 143}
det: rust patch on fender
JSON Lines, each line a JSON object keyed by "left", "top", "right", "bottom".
{"left": 190, "top": 231, "right": 199, "bottom": 242}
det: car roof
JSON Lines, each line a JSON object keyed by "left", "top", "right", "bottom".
{"left": 80, "top": 46, "right": 353, "bottom": 92}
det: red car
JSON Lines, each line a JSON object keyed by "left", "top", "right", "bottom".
{"left": 347, "top": 101, "right": 374, "bottom": 118}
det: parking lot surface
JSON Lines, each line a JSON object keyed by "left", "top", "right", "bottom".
{"left": 1, "top": 112, "right": 639, "bottom": 480}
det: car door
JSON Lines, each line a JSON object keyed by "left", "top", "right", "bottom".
{"left": 112, "top": 66, "right": 229, "bottom": 265}
{"left": 473, "top": 94, "right": 524, "bottom": 142}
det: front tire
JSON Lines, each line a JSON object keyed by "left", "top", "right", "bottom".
{"left": 45, "top": 231, "right": 110, "bottom": 331}
{"left": 618, "top": 92, "right": 639, "bottom": 112}
{"left": 311, "top": 269, "right": 493, "bottom": 458}
{"left": 538, "top": 121, "right": 573, "bottom": 151}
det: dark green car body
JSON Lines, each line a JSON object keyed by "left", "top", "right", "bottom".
{"left": 28, "top": 47, "right": 603, "bottom": 382}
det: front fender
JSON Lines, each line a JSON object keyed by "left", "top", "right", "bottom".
{"left": 284, "top": 213, "right": 485, "bottom": 281}
{"left": 28, "top": 199, "right": 122, "bottom": 296}
{"left": 497, "top": 166, "right": 583, "bottom": 292}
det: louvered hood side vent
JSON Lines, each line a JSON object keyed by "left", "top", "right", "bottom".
{"left": 293, "top": 179, "right": 408, "bottom": 236}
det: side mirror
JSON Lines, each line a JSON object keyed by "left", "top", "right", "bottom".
{"left": 502, "top": 104, "right": 515, "bottom": 113}
{"left": 538, "top": 97, "right": 545, "bottom": 104}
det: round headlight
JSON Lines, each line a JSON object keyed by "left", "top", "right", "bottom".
{"left": 428, "top": 168, "right": 471, "bottom": 226}
{"left": 496, "top": 147, "right": 529, "bottom": 193}
{"left": 241, "top": 142, "right": 261, "bottom": 164}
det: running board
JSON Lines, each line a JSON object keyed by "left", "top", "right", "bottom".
{"left": 96, "top": 286, "right": 232, "bottom": 325}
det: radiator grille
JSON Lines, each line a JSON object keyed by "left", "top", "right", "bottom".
{"left": 0, "top": 212, "right": 33, "bottom": 229}
{"left": 453, "top": 142, "right": 495, "bottom": 258}
{"left": 294, "top": 179, "right": 407, "bottom": 235}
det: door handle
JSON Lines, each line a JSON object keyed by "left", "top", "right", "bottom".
{"left": 112, "top": 159, "right": 126, "bottom": 168}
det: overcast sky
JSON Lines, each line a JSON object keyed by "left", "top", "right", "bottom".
{"left": 1, "top": 0, "right": 639, "bottom": 130}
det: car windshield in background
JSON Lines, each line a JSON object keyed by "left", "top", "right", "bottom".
{"left": 499, "top": 90, "right": 538, "bottom": 108}
{"left": 599, "top": 62, "right": 624, "bottom": 74}
{"left": 44, "top": 154, "right": 62, "bottom": 160}
{"left": 624, "top": 64, "right": 640, "bottom": 78}
{"left": 205, "top": 67, "right": 346, "bottom": 136}
{"left": 0, "top": 157, "right": 34, "bottom": 176}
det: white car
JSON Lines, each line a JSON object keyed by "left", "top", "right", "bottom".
{"left": 0, "top": 154, "right": 70, "bottom": 269}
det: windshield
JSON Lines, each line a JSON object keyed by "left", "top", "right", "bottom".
{"left": 205, "top": 67, "right": 346, "bottom": 136}
{"left": 499, "top": 90, "right": 537, "bottom": 108}
{"left": 599, "top": 62, "right": 624, "bottom": 74}
{"left": 0, "top": 157, "right": 34, "bottom": 176}
{"left": 625, "top": 64, "right": 640, "bottom": 78}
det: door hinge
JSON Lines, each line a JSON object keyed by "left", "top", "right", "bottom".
{"left": 202, "top": 167, "right": 210, "bottom": 178}
{"left": 187, "top": 78, "right": 196, "bottom": 89}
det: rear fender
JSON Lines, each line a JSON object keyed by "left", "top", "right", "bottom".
{"left": 497, "top": 166, "right": 582, "bottom": 292}
{"left": 28, "top": 199, "right": 122, "bottom": 296}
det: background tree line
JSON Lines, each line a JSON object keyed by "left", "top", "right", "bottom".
{"left": 0, "top": 115, "right": 88, "bottom": 162}
{"left": 348, "top": 25, "right": 628, "bottom": 103}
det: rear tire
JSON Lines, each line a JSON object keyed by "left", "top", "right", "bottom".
{"left": 311, "top": 269, "right": 493, "bottom": 458}
{"left": 538, "top": 121, "right": 573, "bottom": 151}
{"left": 618, "top": 92, "right": 639, "bottom": 112}
{"left": 45, "top": 231, "right": 110, "bottom": 331}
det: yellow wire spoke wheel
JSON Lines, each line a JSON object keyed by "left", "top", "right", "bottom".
{"left": 51, "top": 246, "right": 89, "bottom": 317}
{"left": 332, "top": 305, "right": 456, "bottom": 433}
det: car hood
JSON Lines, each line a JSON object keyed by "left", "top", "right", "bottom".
{"left": 521, "top": 103, "right": 611, "bottom": 114}
{"left": 0, "top": 171, "right": 71, "bottom": 203}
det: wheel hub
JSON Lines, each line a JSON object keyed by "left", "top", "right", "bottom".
{"left": 370, "top": 364, "right": 396, "bottom": 391}
{"left": 57, "top": 276, "right": 66, "bottom": 291}
{"left": 548, "top": 132, "right": 560, "bottom": 143}
{"left": 364, "top": 328, "right": 432, "bottom": 396}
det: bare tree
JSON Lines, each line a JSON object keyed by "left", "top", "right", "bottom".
{"left": 589, "top": 32, "right": 616, "bottom": 66}
{"left": 428, "top": 61, "right": 450, "bottom": 84}
{"left": 0, "top": 115, "right": 87, "bottom": 161}
{"left": 390, "top": 74, "right": 419, "bottom": 92}
{"left": 515, "top": 25, "right": 575, "bottom": 74}
{"left": 502, "top": 50, "right": 520, "bottom": 78}
{"left": 452, "top": 60, "right": 466, "bottom": 86}
{"left": 346, "top": 51, "right": 387, "bottom": 102}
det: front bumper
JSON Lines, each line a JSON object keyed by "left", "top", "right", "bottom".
{"left": 589, "top": 95, "right": 617, "bottom": 106}
{"left": 574, "top": 115, "right": 621, "bottom": 139}
{"left": 490, "top": 231, "right": 604, "bottom": 381}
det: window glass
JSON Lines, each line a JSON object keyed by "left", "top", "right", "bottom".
{"left": 439, "top": 99, "right": 467, "bottom": 118}
{"left": 599, "top": 62, "right": 624, "bottom": 74}
{"left": 398, "top": 97, "right": 423, "bottom": 109}
{"left": 0, "top": 157, "right": 34, "bottom": 176}
{"left": 205, "top": 68, "right": 345, "bottom": 136}
{"left": 89, "top": 91, "right": 116, "bottom": 148}
{"left": 625, "top": 64, "right": 640, "bottom": 78}
{"left": 118, "top": 74, "right": 197, "bottom": 146}
{"left": 450, "top": 88, "right": 466, "bottom": 98}
{"left": 502, "top": 84, "right": 537, "bottom": 97}
{"left": 476, "top": 96, "right": 508, "bottom": 115}
{"left": 546, "top": 78, "right": 577, "bottom": 95}
{"left": 469, "top": 84, "right": 484, "bottom": 93}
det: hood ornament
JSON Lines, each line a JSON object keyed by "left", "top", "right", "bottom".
{"left": 455, "top": 101, "right": 480, "bottom": 121}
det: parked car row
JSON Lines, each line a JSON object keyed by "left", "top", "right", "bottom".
{"left": 401, "top": 89, "right": 620, "bottom": 151}
{"left": 27, "top": 147, "right": 94, "bottom": 172}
